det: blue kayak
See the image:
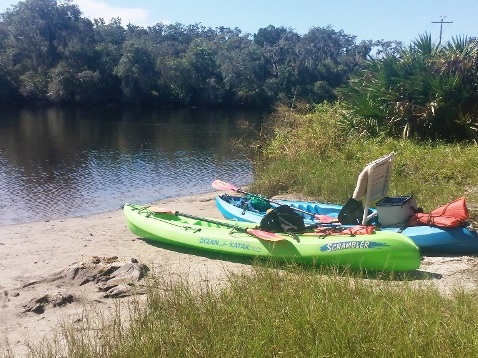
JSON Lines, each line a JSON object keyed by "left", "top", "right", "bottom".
{"left": 215, "top": 194, "right": 478, "bottom": 256}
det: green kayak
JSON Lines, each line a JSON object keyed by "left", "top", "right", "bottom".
{"left": 123, "top": 204, "right": 421, "bottom": 272}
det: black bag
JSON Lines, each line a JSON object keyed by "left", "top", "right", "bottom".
{"left": 338, "top": 198, "right": 364, "bottom": 225}
{"left": 259, "top": 205, "right": 306, "bottom": 233}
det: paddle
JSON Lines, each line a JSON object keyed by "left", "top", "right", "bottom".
{"left": 211, "top": 180, "right": 339, "bottom": 224}
{"left": 147, "top": 206, "right": 285, "bottom": 242}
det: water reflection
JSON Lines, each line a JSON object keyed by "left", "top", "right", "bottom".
{"left": 0, "top": 107, "right": 263, "bottom": 225}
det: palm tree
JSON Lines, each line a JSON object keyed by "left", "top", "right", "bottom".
{"left": 341, "top": 34, "right": 478, "bottom": 141}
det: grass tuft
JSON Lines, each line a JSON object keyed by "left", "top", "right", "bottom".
{"left": 21, "top": 265, "right": 478, "bottom": 358}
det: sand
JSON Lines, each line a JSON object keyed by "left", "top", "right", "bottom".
{"left": 1, "top": 191, "right": 477, "bottom": 356}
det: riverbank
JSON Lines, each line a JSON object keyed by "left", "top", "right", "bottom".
{"left": 0, "top": 192, "right": 254, "bottom": 356}
{"left": 1, "top": 191, "right": 477, "bottom": 356}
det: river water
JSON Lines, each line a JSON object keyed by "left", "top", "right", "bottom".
{"left": 0, "top": 107, "right": 264, "bottom": 225}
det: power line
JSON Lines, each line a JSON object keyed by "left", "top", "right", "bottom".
{"left": 431, "top": 17, "right": 453, "bottom": 46}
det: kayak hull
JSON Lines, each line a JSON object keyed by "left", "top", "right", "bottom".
{"left": 215, "top": 195, "right": 478, "bottom": 256}
{"left": 124, "top": 204, "right": 420, "bottom": 272}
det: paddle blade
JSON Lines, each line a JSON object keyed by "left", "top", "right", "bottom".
{"left": 147, "top": 206, "right": 174, "bottom": 214}
{"left": 314, "top": 214, "right": 340, "bottom": 224}
{"left": 246, "top": 228, "right": 284, "bottom": 241}
{"left": 212, "top": 179, "right": 239, "bottom": 192}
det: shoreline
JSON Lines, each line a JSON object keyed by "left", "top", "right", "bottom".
{"left": 1, "top": 191, "right": 252, "bottom": 356}
{"left": 1, "top": 191, "right": 478, "bottom": 356}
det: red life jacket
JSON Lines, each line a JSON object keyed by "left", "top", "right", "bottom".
{"left": 408, "top": 196, "right": 469, "bottom": 228}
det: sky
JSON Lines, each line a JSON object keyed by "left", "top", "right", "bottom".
{"left": 0, "top": 0, "right": 477, "bottom": 45}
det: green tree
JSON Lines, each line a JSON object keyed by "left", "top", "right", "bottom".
{"left": 342, "top": 34, "right": 478, "bottom": 141}
{"left": 92, "top": 18, "right": 125, "bottom": 103}
{"left": 296, "top": 26, "right": 369, "bottom": 103}
{"left": 215, "top": 28, "right": 267, "bottom": 106}
{"left": 114, "top": 40, "right": 159, "bottom": 103}
{"left": 179, "top": 39, "right": 223, "bottom": 106}
{"left": 1, "top": 0, "right": 95, "bottom": 101}
{"left": 255, "top": 26, "right": 301, "bottom": 106}
{"left": 0, "top": 22, "right": 21, "bottom": 102}
{"left": 0, "top": 1, "right": 375, "bottom": 107}
{"left": 254, "top": 25, "right": 369, "bottom": 107}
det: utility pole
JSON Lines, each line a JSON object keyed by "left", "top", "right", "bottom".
{"left": 432, "top": 17, "right": 453, "bottom": 47}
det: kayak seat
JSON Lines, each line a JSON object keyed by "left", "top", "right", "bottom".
{"left": 350, "top": 152, "right": 395, "bottom": 225}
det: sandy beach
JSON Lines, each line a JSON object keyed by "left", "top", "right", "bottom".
{"left": 1, "top": 191, "right": 478, "bottom": 356}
